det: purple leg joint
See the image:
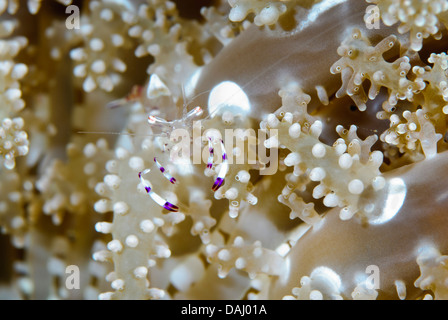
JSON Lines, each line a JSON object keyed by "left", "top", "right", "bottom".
{"left": 212, "top": 177, "right": 224, "bottom": 191}
{"left": 163, "top": 202, "right": 179, "bottom": 212}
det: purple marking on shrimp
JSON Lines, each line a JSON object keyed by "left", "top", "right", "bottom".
{"left": 222, "top": 153, "right": 227, "bottom": 160}
{"left": 154, "top": 157, "right": 177, "bottom": 185}
{"left": 207, "top": 138, "right": 215, "bottom": 169}
{"left": 212, "top": 177, "right": 224, "bottom": 191}
{"left": 154, "top": 157, "right": 165, "bottom": 172}
{"left": 163, "top": 202, "right": 179, "bottom": 212}
{"left": 139, "top": 168, "right": 179, "bottom": 212}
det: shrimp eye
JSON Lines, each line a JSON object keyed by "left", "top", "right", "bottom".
{"left": 148, "top": 115, "right": 157, "bottom": 124}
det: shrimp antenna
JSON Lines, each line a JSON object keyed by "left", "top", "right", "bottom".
{"left": 77, "top": 131, "right": 164, "bottom": 138}
{"left": 181, "top": 83, "right": 187, "bottom": 119}
{"left": 181, "top": 88, "right": 213, "bottom": 115}
{"left": 106, "top": 85, "right": 143, "bottom": 109}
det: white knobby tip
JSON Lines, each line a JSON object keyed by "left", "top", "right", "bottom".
{"left": 309, "top": 167, "right": 326, "bottom": 181}
{"left": 338, "top": 153, "right": 353, "bottom": 169}
{"left": 312, "top": 184, "right": 327, "bottom": 199}
{"left": 229, "top": 6, "right": 246, "bottom": 22}
{"left": 288, "top": 123, "right": 301, "bottom": 138}
{"left": 225, "top": 188, "right": 238, "bottom": 200}
{"left": 100, "top": 8, "right": 114, "bottom": 21}
{"left": 111, "top": 34, "right": 125, "bottom": 48}
{"left": 310, "top": 120, "right": 323, "bottom": 137}
{"left": 105, "top": 160, "right": 118, "bottom": 173}
{"left": 148, "top": 288, "right": 166, "bottom": 300}
{"left": 92, "top": 250, "right": 112, "bottom": 262}
{"left": 83, "top": 143, "right": 97, "bottom": 158}
{"left": 107, "top": 239, "right": 123, "bottom": 253}
{"left": 12, "top": 117, "right": 25, "bottom": 129}
{"left": 135, "top": 44, "right": 147, "bottom": 57}
{"left": 134, "top": 266, "right": 149, "bottom": 279}
{"left": 235, "top": 257, "right": 246, "bottom": 269}
{"left": 91, "top": 59, "right": 106, "bottom": 74}
{"left": 153, "top": 217, "right": 165, "bottom": 227}
{"left": 83, "top": 162, "right": 96, "bottom": 175}
{"left": 104, "top": 174, "right": 121, "bottom": 189}
{"left": 395, "top": 280, "right": 406, "bottom": 300}
{"left": 334, "top": 138, "right": 347, "bottom": 155}
{"left": 222, "top": 111, "right": 234, "bottom": 124}
{"left": 363, "top": 203, "right": 375, "bottom": 213}
{"left": 339, "top": 207, "right": 355, "bottom": 220}
{"left": 89, "top": 38, "right": 104, "bottom": 51}
{"left": 128, "top": 156, "right": 145, "bottom": 171}
{"left": 192, "top": 221, "right": 205, "bottom": 235}
{"left": 217, "top": 249, "right": 231, "bottom": 261}
{"left": 140, "top": 219, "right": 155, "bottom": 233}
{"left": 264, "top": 136, "right": 279, "bottom": 148}
{"left": 98, "top": 292, "right": 114, "bottom": 300}
{"left": 284, "top": 152, "right": 301, "bottom": 166}
{"left": 113, "top": 201, "right": 129, "bottom": 215}
{"left": 11, "top": 63, "right": 28, "bottom": 80}
{"left": 125, "top": 235, "right": 139, "bottom": 248}
{"left": 233, "top": 236, "right": 244, "bottom": 247}
{"left": 111, "top": 279, "right": 125, "bottom": 291}
{"left": 407, "top": 121, "right": 417, "bottom": 131}
{"left": 312, "top": 143, "right": 326, "bottom": 158}
{"left": 105, "top": 271, "right": 118, "bottom": 282}
{"left": 371, "top": 176, "right": 386, "bottom": 191}
{"left": 246, "top": 193, "right": 258, "bottom": 205}
{"left": 95, "top": 222, "right": 113, "bottom": 234}
{"left": 82, "top": 76, "right": 96, "bottom": 92}
{"left": 205, "top": 244, "right": 218, "bottom": 257}
{"left": 155, "top": 244, "right": 171, "bottom": 258}
{"left": 236, "top": 170, "right": 250, "bottom": 183}
{"left": 115, "top": 147, "right": 130, "bottom": 160}
{"left": 267, "top": 114, "right": 280, "bottom": 128}
{"left": 4, "top": 87, "right": 21, "bottom": 101}
{"left": 70, "top": 48, "right": 86, "bottom": 61}
{"left": 442, "top": 105, "right": 448, "bottom": 115}
{"left": 348, "top": 179, "right": 364, "bottom": 195}
{"left": 283, "top": 112, "right": 293, "bottom": 124}
{"left": 253, "top": 246, "right": 263, "bottom": 258}
{"left": 229, "top": 205, "right": 239, "bottom": 218}
{"left": 255, "top": 4, "right": 284, "bottom": 25}
{"left": 94, "top": 199, "right": 110, "bottom": 213}
{"left": 369, "top": 150, "right": 383, "bottom": 166}
{"left": 310, "top": 290, "right": 323, "bottom": 300}
{"left": 147, "top": 44, "right": 161, "bottom": 56}
{"left": 11, "top": 216, "right": 25, "bottom": 229}
{"left": 323, "top": 193, "right": 339, "bottom": 207}
{"left": 315, "top": 85, "right": 329, "bottom": 105}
